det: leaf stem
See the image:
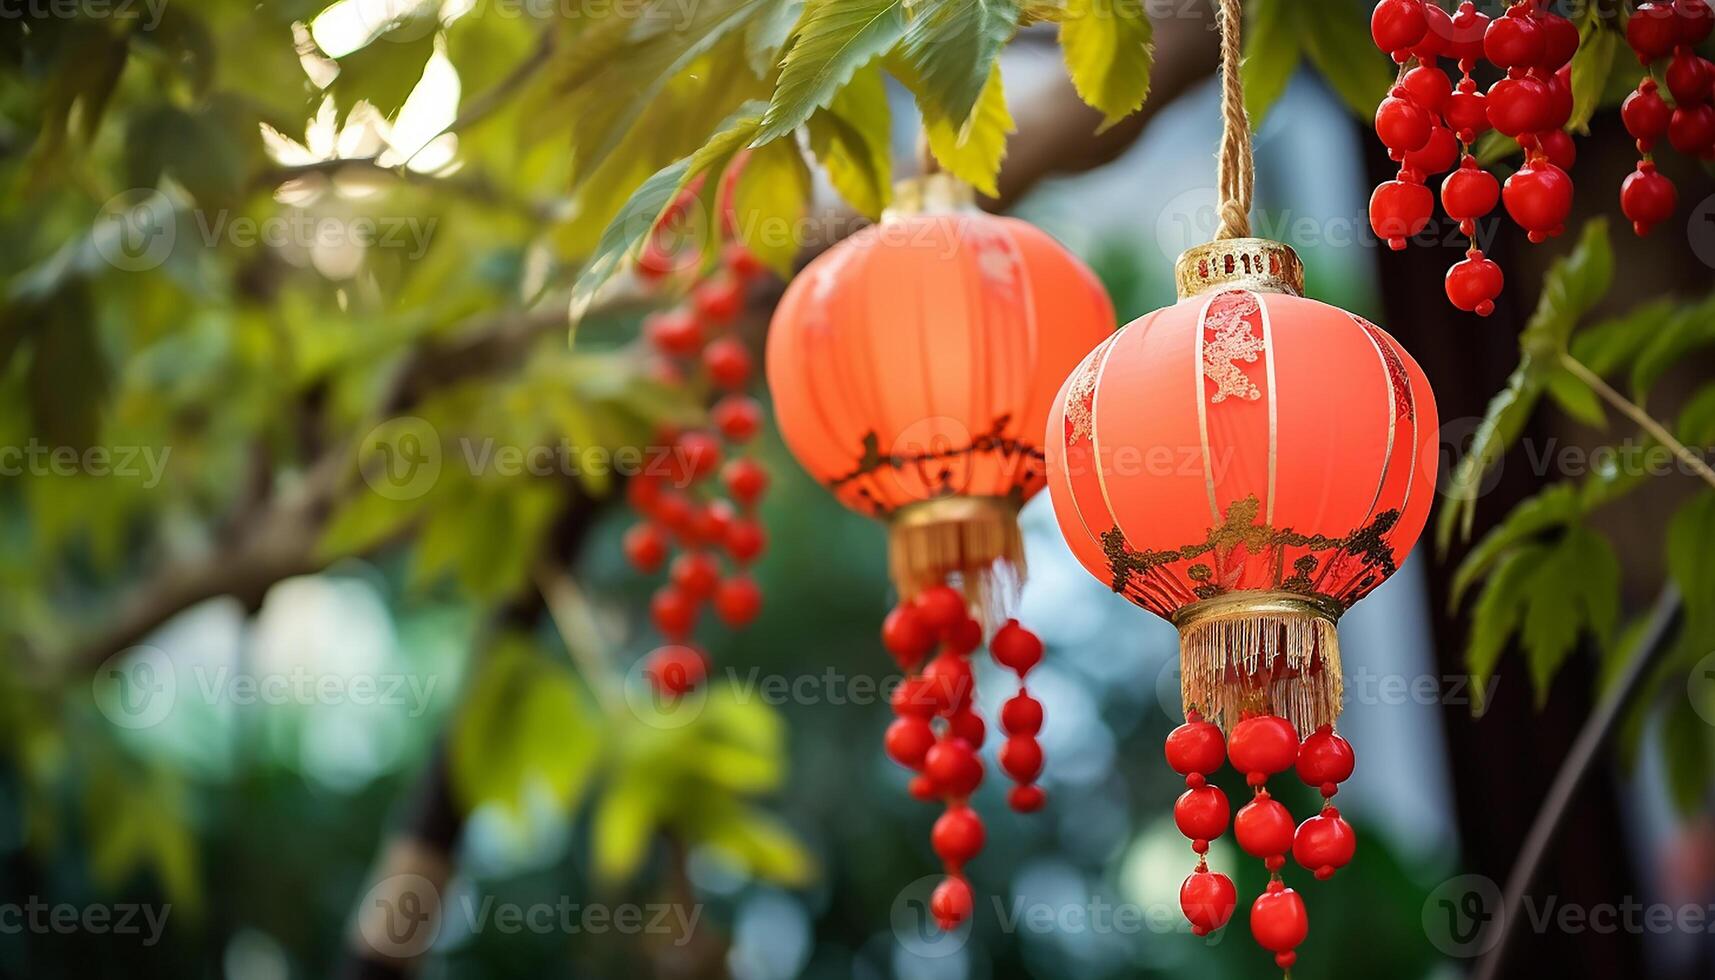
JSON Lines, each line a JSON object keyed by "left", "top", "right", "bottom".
{"left": 1558, "top": 351, "right": 1715, "bottom": 493}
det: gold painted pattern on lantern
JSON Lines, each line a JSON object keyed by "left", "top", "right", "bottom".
{"left": 1063, "top": 352, "right": 1103, "bottom": 445}
{"left": 1201, "top": 291, "right": 1265, "bottom": 403}
{"left": 828, "top": 416, "right": 1042, "bottom": 518}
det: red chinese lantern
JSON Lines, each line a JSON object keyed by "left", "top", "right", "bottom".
{"left": 767, "top": 173, "right": 1116, "bottom": 928}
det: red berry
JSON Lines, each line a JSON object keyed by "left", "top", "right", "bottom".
{"left": 1401, "top": 65, "right": 1451, "bottom": 113}
{"left": 669, "top": 551, "right": 720, "bottom": 599}
{"left": 1624, "top": 80, "right": 1673, "bottom": 143}
{"left": 1503, "top": 159, "right": 1573, "bottom": 242}
{"left": 1446, "top": 252, "right": 1505, "bottom": 316}
{"left": 692, "top": 275, "right": 743, "bottom": 323}
{"left": 1180, "top": 870, "right": 1237, "bottom": 937}
{"left": 1375, "top": 92, "right": 1433, "bottom": 154}
{"left": 1002, "top": 692, "right": 1044, "bottom": 736}
{"left": 723, "top": 242, "right": 767, "bottom": 281}
{"left": 1000, "top": 735, "right": 1044, "bottom": 782}
{"left": 932, "top": 805, "right": 986, "bottom": 866}
{"left": 1293, "top": 809, "right": 1357, "bottom": 879}
{"left": 652, "top": 492, "right": 697, "bottom": 540}
{"left": 1009, "top": 784, "right": 1047, "bottom": 812}
{"left": 1484, "top": 8, "right": 1543, "bottom": 68}
{"left": 1447, "top": 2, "right": 1491, "bottom": 61}
{"left": 1445, "top": 85, "right": 1492, "bottom": 143}
{"left": 1234, "top": 795, "right": 1296, "bottom": 858}
{"left": 1371, "top": 0, "right": 1428, "bottom": 60}
{"left": 1536, "top": 13, "right": 1580, "bottom": 69}
{"left": 885, "top": 716, "right": 936, "bottom": 769}
{"left": 1369, "top": 179, "right": 1433, "bottom": 250}
{"left": 1295, "top": 726, "right": 1356, "bottom": 788}
{"left": 1486, "top": 75, "right": 1550, "bottom": 138}
{"left": 922, "top": 653, "right": 975, "bottom": 714}
{"left": 1539, "top": 67, "right": 1573, "bottom": 130}
{"left": 1441, "top": 157, "right": 1500, "bottom": 220}
{"left": 645, "top": 307, "right": 703, "bottom": 357}
{"left": 714, "top": 575, "right": 762, "bottom": 627}
{"left": 1165, "top": 717, "right": 1226, "bottom": 776}
{"left": 947, "top": 708, "right": 986, "bottom": 748}
{"left": 892, "top": 676, "right": 938, "bottom": 718}
{"left": 651, "top": 586, "right": 698, "bottom": 638}
{"left": 721, "top": 457, "right": 769, "bottom": 506}
{"left": 712, "top": 394, "right": 762, "bottom": 443}
{"left": 1629, "top": 1, "right": 1680, "bottom": 62}
{"left": 1621, "top": 163, "right": 1678, "bottom": 236}
{"left": 930, "top": 876, "right": 973, "bottom": 930}
{"left": 909, "top": 774, "right": 938, "bottom": 800}
{"left": 990, "top": 620, "right": 1044, "bottom": 675}
{"left": 674, "top": 431, "right": 722, "bottom": 484}
{"left": 1173, "top": 784, "right": 1231, "bottom": 842}
{"left": 1539, "top": 128, "right": 1576, "bottom": 172}
{"left": 702, "top": 337, "right": 752, "bottom": 390}
{"left": 1413, "top": 1, "right": 1453, "bottom": 61}
{"left": 1679, "top": 0, "right": 1714, "bottom": 44}
{"left": 882, "top": 605, "right": 936, "bottom": 669}
{"left": 914, "top": 586, "right": 967, "bottom": 633}
{"left": 623, "top": 523, "right": 669, "bottom": 573}
{"left": 1666, "top": 49, "right": 1714, "bottom": 106}
{"left": 690, "top": 500, "right": 734, "bottom": 548}
{"left": 925, "top": 738, "right": 983, "bottom": 797}
{"left": 1227, "top": 715, "right": 1299, "bottom": 778}
{"left": 724, "top": 518, "right": 767, "bottom": 564}
{"left": 944, "top": 617, "right": 983, "bottom": 656}
{"left": 635, "top": 238, "right": 677, "bottom": 282}
{"left": 1250, "top": 884, "right": 1309, "bottom": 957}
{"left": 644, "top": 644, "right": 705, "bottom": 696}
{"left": 1669, "top": 104, "right": 1715, "bottom": 155}
{"left": 1403, "top": 125, "right": 1459, "bottom": 177}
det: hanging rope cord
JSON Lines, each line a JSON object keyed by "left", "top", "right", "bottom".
{"left": 1214, "top": 0, "right": 1255, "bottom": 240}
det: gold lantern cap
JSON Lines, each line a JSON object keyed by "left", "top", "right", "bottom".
{"left": 1175, "top": 238, "right": 1304, "bottom": 300}
{"left": 884, "top": 174, "right": 978, "bottom": 221}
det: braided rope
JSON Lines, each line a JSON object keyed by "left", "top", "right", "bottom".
{"left": 1214, "top": 0, "right": 1254, "bottom": 240}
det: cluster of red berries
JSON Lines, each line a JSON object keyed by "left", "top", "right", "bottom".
{"left": 1620, "top": 0, "right": 1714, "bottom": 235}
{"left": 1167, "top": 714, "right": 1356, "bottom": 973}
{"left": 1369, "top": 0, "right": 1580, "bottom": 317}
{"left": 881, "top": 585, "right": 1048, "bottom": 931}
{"left": 624, "top": 238, "right": 773, "bottom": 698}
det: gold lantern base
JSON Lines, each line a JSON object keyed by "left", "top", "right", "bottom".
{"left": 888, "top": 496, "right": 1025, "bottom": 627}
{"left": 1171, "top": 591, "right": 1343, "bottom": 737}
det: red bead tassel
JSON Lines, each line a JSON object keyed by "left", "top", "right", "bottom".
{"left": 992, "top": 620, "right": 1047, "bottom": 812}
{"left": 1167, "top": 713, "right": 1235, "bottom": 936}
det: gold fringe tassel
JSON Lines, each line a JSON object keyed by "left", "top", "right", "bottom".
{"left": 888, "top": 496, "right": 1025, "bottom": 628}
{"left": 1172, "top": 592, "right": 1344, "bottom": 737}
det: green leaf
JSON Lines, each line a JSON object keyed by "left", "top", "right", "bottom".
{"left": 746, "top": 0, "right": 804, "bottom": 75}
{"left": 806, "top": 62, "right": 895, "bottom": 219}
{"left": 699, "top": 806, "right": 816, "bottom": 885}
{"left": 1467, "top": 543, "right": 1549, "bottom": 713}
{"left": 1299, "top": 0, "right": 1393, "bottom": 118}
{"left": 1678, "top": 385, "right": 1715, "bottom": 447}
{"left": 1059, "top": 0, "right": 1154, "bottom": 132}
{"left": 1567, "top": 24, "right": 1617, "bottom": 135}
{"left": 1570, "top": 297, "right": 1677, "bottom": 377}
{"left": 893, "top": 0, "right": 1021, "bottom": 128}
{"left": 450, "top": 638, "right": 600, "bottom": 815}
{"left": 1545, "top": 365, "right": 1607, "bottom": 429}
{"left": 1451, "top": 484, "right": 1580, "bottom": 609}
{"left": 1519, "top": 219, "right": 1613, "bottom": 363}
{"left": 325, "top": 16, "right": 439, "bottom": 122}
{"left": 1630, "top": 291, "right": 1715, "bottom": 401}
{"left": 898, "top": 59, "right": 1015, "bottom": 196}
{"left": 1437, "top": 364, "right": 1544, "bottom": 550}
{"left": 1520, "top": 526, "right": 1619, "bottom": 703}
{"left": 1660, "top": 696, "right": 1712, "bottom": 815}
{"left": 1241, "top": 0, "right": 1300, "bottom": 126}
{"left": 732, "top": 134, "right": 814, "bottom": 277}
{"left": 1472, "top": 130, "right": 1523, "bottom": 167}
{"left": 1667, "top": 493, "right": 1715, "bottom": 614}
{"left": 592, "top": 766, "right": 662, "bottom": 884}
{"left": 756, "top": 0, "right": 908, "bottom": 143}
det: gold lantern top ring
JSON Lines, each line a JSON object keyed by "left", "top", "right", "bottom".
{"left": 1175, "top": 238, "right": 1305, "bottom": 300}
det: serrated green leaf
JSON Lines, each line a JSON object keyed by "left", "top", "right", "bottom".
{"left": 1437, "top": 364, "right": 1544, "bottom": 550}
{"left": 732, "top": 136, "right": 813, "bottom": 277}
{"left": 746, "top": 0, "right": 804, "bottom": 75}
{"left": 1300, "top": 0, "right": 1393, "bottom": 119}
{"left": 1570, "top": 297, "right": 1677, "bottom": 377}
{"left": 1545, "top": 365, "right": 1608, "bottom": 429}
{"left": 1631, "top": 292, "right": 1715, "bottom": 401}
{"left": 1519, "top": 219, "right": 1613, "bottom": 363}
{"left": 1451, "top": 484, "right": 1581, "bottom": 609}
{"left": 756, "top": 0, "right": 907, "bottom": 143}
{"left": 898, "top": 59, "right": 1015, "bottom": 196}
{"left": 1520, "top": 526, "right": 1619, "bottom": 703}
{"left": 1242, "top": 0, "right": 1300, "bottom": 126}
{"left": 1059, "top": 0, "right": 1154, "bottom": 132}
{"left": 894, "top": 0, "right": 1020, "bottom": 129}
{"left": 806, "top": 62, "right": 894, "bottom": 218}
{"left": 1568, "top": 24, "right": 1616, "bottom": 134}
{"left": 1468, "top": 543, "right": 1549, "bottom": 712}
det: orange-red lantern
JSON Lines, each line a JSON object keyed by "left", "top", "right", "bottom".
{"left": 1045, "top": 239, "right": 1438, "bottom": 735}
{"left": 767, "top": 174, "right": 1116, "bottom": 606}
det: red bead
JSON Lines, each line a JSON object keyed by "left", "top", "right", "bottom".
{"left": 1403, "top": 125, "right": 1459, "bottom": 176}
{"left": 1539, "top": 128, "right": 1576, "bottom": 172}
{"left": 721, "top": 458, "right": 769, "bottom": 506}
{"left": 1401, "top": 65, "right": 1451, "bottom": 113}
{"left": 635, "top": 238, "right": 676, "bottom": 282}
{"left": 925, "top": 738, "right": 983, "bottom": 797}
{"left": 909, "top": 774, "right": 938, "bottom": 800}
{"left": 1445, "top": 85, "right": 1492, "bottom": 143}
{"left": 1667, "top": 49, "right": 1714, "bottom": 106}
{"left": 669, "top": 551, "right": 720, "bottom": 598}
{"left": 1371, "top": 0, "right": 1429, "bottom": 60}
{"left": 1486, "top": 75, "right": 1551, "bottom": 138}
{"left": 944, "top": 617, "right": 983, "bottom": 656}
{"left": 714, "top": 575, "right": 762, "bottom": 627}
{"left": 1446, "top": 252, "right": 1504, "bottom": 316}
{"left": 652, "top": 492, "right": 697, "bottom": 541}
{"left": 622, "top": 523, "right": 669, "bottom": 574}
{"left": 886, "top": 716, "right": 936, "bottom": 769}
{"left": 1234, "top": 795, "right": 1296, "bottom": 858}
{"left": 1165, "top": 718, "right": 1226, "bottom": 776}
{"left": 1484, "top": 9, "right": 1543, "bottom": 68}
{"left": 1441, "top": 158, "right": 1500, "bottom": 220}
{"left": 692, "top": 500, "right": 735, "bottom": 546}
{"left": 723, "top": 242, "right": 767, "bottom": 281}
{"left": 692, "top": 275, "right": 743, "bottom": 323}
{"left": 1369, "top": 179, "right": 1433, "bottom": 250}
{"left": 1000, "top": 735, "right": 1044, "bottom": 782}
{"left": 724, "top": 518, "right": 767, "bottom": 564}
{"left": 1669, "top": 104, "right": 1715, "bottom": 155}
{"left": 1628, "top": 1, "right": 1680, "bottom": 62}
{"left": 947, "top": 708, "right": 987, "bottom": 748}
{"left": 1295, "top": 726, "right": 1356, "bottom": 788}
{"left": 1293, "top": 810, "right": 1357, "bottom": 879}
{"left": 1624, "top": 80, "right": 1673, "bottom": 143}
{"left": 1448, "top": 2, "right": 1491, "bottom": 62}
{"left": 1621, "top": 163, "right": 1678, "bottom": 236}
{"left": 1413, "top": 1, "right": 1453, "bottom": 61}
{"left": 882, "top": 605, "right": 936, "bottom": 669}
{"left": 1679, "top": 0, "right": 1714, "bottom": 44}
{"left": 914, "top": 586, "right": 968, "bottom": 633}
{"left": 711, "top": 394, "right": 762, "bottom": 444}
{"left": 1539, "top": 67, "right": 1574, "bottom": 130}
{"left": 1009, "top": 784, "right": 1047, "bottom": 812}
{"left": 1180, "top": 869, "right": 1237, "bottom": 936}
{"left": 645, "top": 307, "right": 703, "bottom": 357}
{"left": 922, "top": 653, "right": 974, "bottom": 714}
{"left": 892, "top": 677, "right": 937, "bottom": 718}
{"left": 1174, "top": 784, "right": 1231, "bottom": 842}
{"left": 650, "top": 586, "right": 698, "bottom": 638}
{"left": 1002, "top": 692, "right": 1044, "bottom": 736}
{"left": 1536, "top": 12, "right": 1580, "bottom": 69}
{"left": 1375, "top": 92, "right": 1433, "bottom": 153}
{"left": 930, "top": 876, "right": 973, "bottom": 930}
{"left": 1503, "top": 159, "right": 1573, "bottom": 242}
{"left": 1228, "top": 715, "right": 1299, "bottom": 779}
{"left": 674, "top": 431, "right": 722, "bottom": 484}
{"left": 644, "top": 644, "right": 705, "bottom": 696}
{"left": 702, "top": 337, "right": 752, "bottom": 390}
{"left": 991, "top": 620, "right": 1044, "bottom": 675}
{"left": 932, "top": 805, "right": 986, "bottom": 866}
{"left": 1250, "top": 885, "right": 1309, "bottom": 955}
